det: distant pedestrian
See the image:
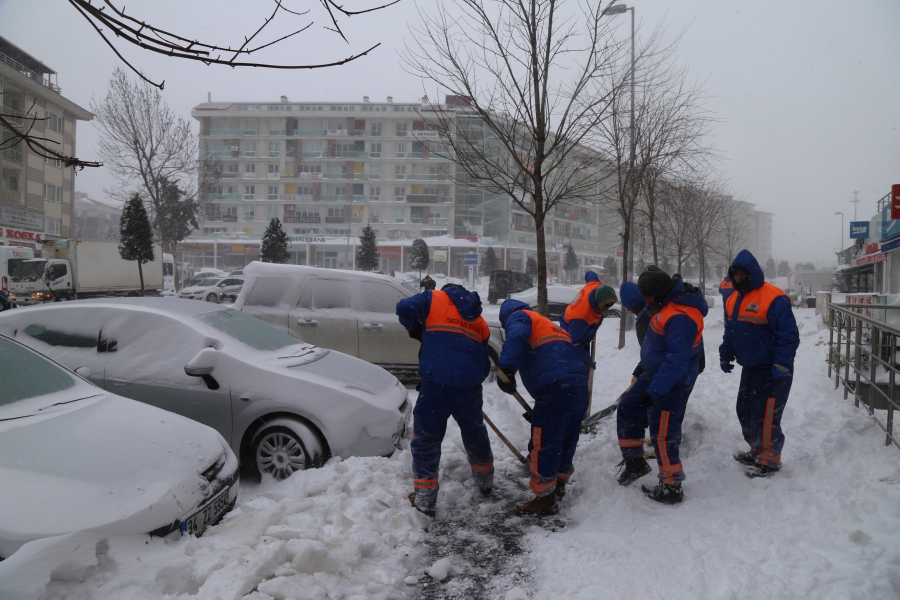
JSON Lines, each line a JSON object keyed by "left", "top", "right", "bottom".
{"left": 616, "top": 266, "right": 708, "bottom": 504}
{"left": 720, "top": 250, "right": 800, "bottom": 478}
{"left": 420, "top": 275, "right": 436, "bottom": 291}
{"left": 396, "top": 284, "right": 493, "bottom": 517}
{"left": 497, "top": 299, "right": 590, "bottom": 516}
{"left": 719, "top": 276, "right": 735, "bottom": 317}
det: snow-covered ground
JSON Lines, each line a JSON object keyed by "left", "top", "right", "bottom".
{"left": 2, "top": 309, "right": 900, "bottom": 599}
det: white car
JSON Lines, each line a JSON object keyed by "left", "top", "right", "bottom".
{"left": 0, "top": 298, "right": 410, "bottom": 481}
{"left": 0, "top": 334, "right": 239, "bottom": 560}
{"left": 178, "top": 277, "right": 244, "bottom": 303}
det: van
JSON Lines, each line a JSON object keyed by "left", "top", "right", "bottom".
{"left": 234, "top": 262, "right": 504, "bottom": 378}
{"left": 0, "top": 245, "right": 36, "bottom": 294}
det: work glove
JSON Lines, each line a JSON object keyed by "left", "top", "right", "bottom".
{"left": 641, "top": 391, "right": 656, "bottom": 408}
{"left": 497, "top": 368, "right": 518, "bottom": 395}
{"left": 720, "top": 361, "right": 734, "bottom": 374}
{"left": 772, "top": 364, "right": 792, "bottom": 379}
{"left": 522, "top": 411, "right": 532, "bottom": 423}
{"left": 407, "top": 321, "right": 423, "bottom": 341}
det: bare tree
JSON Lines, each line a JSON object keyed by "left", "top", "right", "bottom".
{"left": 689, "top": 179, "right": 728, "bottom": 291}
{"left": 403, "top": 0, "right": 629, "bottom": 314}
{"left": 0, "top": 98, "right": 101, "bottom": 170}
{"left": 657, "top": 179, "right": 698, "bottom": 274}
{"left": 91, "top": 67, "right": 219, "bottom": 288}
{"left": 713, "top": 195, "right": 753, "bottom": 269}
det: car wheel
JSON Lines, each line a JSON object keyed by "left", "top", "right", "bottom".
{"left": 205, "top": 292, "right": 219, "bottom": 303}
{"left": 606, "top": 308, "right": 622, "bottom": 319}
{"left": 249, "top": 418, "right": 327, "bottom": 481}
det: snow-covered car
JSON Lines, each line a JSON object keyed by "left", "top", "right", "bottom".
{"left": 510, "top": 285, "right": 622, "bottom": 321}
{"left": 0, "top": 334, "right": 239, "bottom": 560}
{"left": 235, "top": 262, "right": 505, "bottom": 377}
{"left": 0, "top": 298, "right": 410, "bottom": 481}
{"left": 178, "top": 277, "right": 244, "bottom": 303}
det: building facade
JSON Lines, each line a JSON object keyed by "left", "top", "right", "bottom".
{"left": 188, "top": 96, "right": 620, "bottom": 277}
{"left": 72, "top": 192, "right": 121, "bottom": 241}
{"left": 0, "top": 36, "right": 92, "bottom": 250}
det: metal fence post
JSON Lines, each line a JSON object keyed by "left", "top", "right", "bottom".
{"left": 854, "top": 319, "right": 863, "bottom": 408}
{"left": 888, "top": 366, "right": 895, "bottom": 447}
{"left": 844, "top": 314, "right": 853, "bottom": 399}
{"left": 869, "top": 327, "right": 879, "bottom": 414}
{"left": 833, "top": 310, "right": 841, "bottom": 388}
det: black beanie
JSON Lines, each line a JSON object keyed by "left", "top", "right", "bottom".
{"left": 637, "top": 266, "right": 675, "bottom": 301}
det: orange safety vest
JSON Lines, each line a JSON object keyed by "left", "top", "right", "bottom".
{"left": 720, "top": 279, "right": 733, "bottom": 293}
{"left": 725, "top": 282, "right": 786, "bottom": 326}
{"left": 649, "top": 302, "right": 704, "bottom": 347}
{"left": 425, "top": 290, "right": 490, "bottom": 344}
{"left": 524, "top": 310, "right": 572, "bottom": 349}
{"left": 563, "top": 280, "right": 603, "bottom": 325}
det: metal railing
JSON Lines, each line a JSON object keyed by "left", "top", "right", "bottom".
{"left": 0, "top": 51, "right": 61, "bottom": 93}
{"left": 827, "top": 302, "right": 899, "bottom": 449}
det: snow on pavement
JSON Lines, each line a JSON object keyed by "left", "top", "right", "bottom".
{"left": 2, "top": 308, "right": 899, "bottom": 599}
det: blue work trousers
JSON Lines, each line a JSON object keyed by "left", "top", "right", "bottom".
{"left": 528, "top": 382, "right": 590, "bottom": 497}
{"left": 617, "top": 377, "right": 692, "bottom": 485}
{"left": 411, "top": 380, "right": 494, "bottom": 510}
{"left": 736, "top": 364, "right": 793, "bottom": 469}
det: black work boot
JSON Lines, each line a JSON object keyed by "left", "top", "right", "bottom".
{"left": 555, "top": 480, "right": 567, "bottom": 500}
{"left": 617, "top": 454, "right": 652, "bottom": 486}
{"left": 733, "top": 451, "right": 758, "bottom": 467}
{"left": 745, "top": 464, "right": 779, "bottom": 479}
{"left": 515, "top": 493, "right": 559, "bottom": 516}
{"left": 641, "top": 481, "right": 684, "bottom": 505}
{"left": 408, "top": 492, "right": 435, "bottom": 517}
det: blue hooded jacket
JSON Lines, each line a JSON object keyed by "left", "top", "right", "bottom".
{"left": 720, "top": 250, "right": 799, "bottom": 369}
{"left": 499, "top": 299, "right": 589, "bottom": 396}
{"left": 396, "top": 286, "right": 490, "bottom": 388}
{"left": 640, "top": 280, "right": 709, "bottom": 399}
{"left": 559, "top": 271, "right": 606, "bottom": 351}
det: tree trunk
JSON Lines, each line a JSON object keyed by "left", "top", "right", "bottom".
{"left": 138, "top": 261, "right": 145, "bottom": 296}
{"left": 171, "top": 241, "right": 180, "bottom": 291}
{"left": 535, "top": 213, "right": 548, "bottom": 316}
{"left": 618, "top": 230, "right": 630, "bottom": 349}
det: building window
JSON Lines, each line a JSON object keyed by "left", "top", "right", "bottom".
{"left": 395, "top": 186, "right": 406, "bottom": 202}
{"left": 369, "top": 186, "right": 380, "bottom": 201}
{"left": 224, "top": 206, "right": 238, "bottom": 217}
{"left": 396, "top": 143, "right": 407, "bottom": 157}
{"left": 244, "top": 207, "right": 255, "bottom": 219}
{"left": 209, "top": 185, "right": 223, "bottom": 195}
{"left": 325, "top": 229, "right": 351, "bottom": 235}
{"left": 297, "top": 186, "right": 314, "bottom": 197}
{"left": 268, "top": 141, "right": 280, "bottom": 157}
{"left": 368, "top": 207, "right": 380, "bottom": 223}
{"left": 267, "top": 205, "right": 278, "bottom": 219}
{"left": 268, "top": 163, "right": 279, "bottom": 174}
{"left": 244, "top": 142, "right": 257, "bottom": 157}
{"left": 396, "top": 122, "right": 408, "bottom": 136}
{"left": 395, "top": 165, "right": 406, "bottom": 179}
{"left": 370, "top": 142, "right": 382, "bottom": 157}
{"left": 370, "top": 122, "right": 382, "bottom": 136}
{"left": 46, "top": 111, "right": 63, "bottom": 133}
{"left": 45, "top": 217, "right": 61, "bottom": 236}
{"left": 43, "top": 183, "right": 61, "bottom": 203}
{"left": 226, "top": 163, "right": 240, "bottom": 175}
{"left": 394, "top": 207, "right": 405, "bottom": 223}
{"left": 245, "top": 163, "right": 256, "bottom": 173}
{"left": 300, "top": 164, "right": 322, "bottom": 174}
{"left": 226, "top": 185, "right": 238, "bottom": 195}
{"left": 244, "top": 185, "right": 256, "bottom": 199}
{"left": 294, "top": 228, "right": 319, "bottom": 234}
{"left": 44, "top": 156, "right": 61, "bottom": 168}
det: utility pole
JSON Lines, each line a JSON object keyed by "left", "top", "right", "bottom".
{"left": 850, "top": 191, "right": 860, "bottom": 221}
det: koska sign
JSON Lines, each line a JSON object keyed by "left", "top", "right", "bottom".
{"left": 1, "top": 227, "right": 43, "bottom": 242}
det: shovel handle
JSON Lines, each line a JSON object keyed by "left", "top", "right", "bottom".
{"left": 482, "top": 411, "right": 527, "bottom": 464}
{"left": 491, "top": 366, "right": 533, "bottom": 415}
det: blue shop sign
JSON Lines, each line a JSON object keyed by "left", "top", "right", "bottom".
{"left": 850, "top": 222, "right": 870, "bottom": 238}
{"left": 881, "top": 238, "right": 900, "bottom": 253}
{"left": 882, "top": 206, "right": 900, "bottom": 241}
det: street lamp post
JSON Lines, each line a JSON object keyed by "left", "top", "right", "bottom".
{"left": 834, "top": 211, "right": 844, "bottom": 262}
{"left": 605, "top": 3, "right": 636, "bottom": 282}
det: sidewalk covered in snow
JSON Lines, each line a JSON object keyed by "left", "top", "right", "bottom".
{"left": 1, "top": 309, "right": 898, "bottom": 600}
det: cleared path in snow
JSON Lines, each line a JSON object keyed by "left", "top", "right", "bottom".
{"left": 1, "top": 309, "right": 898, "bottom": 600}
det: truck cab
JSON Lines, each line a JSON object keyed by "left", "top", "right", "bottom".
{"left": 0, "top": 245, "right": 36, "bottom": 295}
{"left": 10, "top": 258, "right": 73, "bottom": 304}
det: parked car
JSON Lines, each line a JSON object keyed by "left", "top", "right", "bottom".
{"left": 487, "top": 270, "right": 533, "bottom": 304}
{"left": 0, "top": 297, "right": 410, "bottom": 482}
{"left": 0, "top": 334, "right": 239, "bottom": 559}
{"left": 234, "top": 262, "right": 505, "bottom": 377}
{"left": 510, "top": 284, "right": 622, "bottom": 321}
{"left": 178, "top": 277, "right": 244, "bottom": 303}
{"left": 230, "top": 267, "right": 245, "bottom": 276}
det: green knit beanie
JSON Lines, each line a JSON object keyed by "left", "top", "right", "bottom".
{"left": 593, "top": 284, "right": 618, "bottom": 309}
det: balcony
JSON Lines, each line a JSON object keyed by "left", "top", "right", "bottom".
{"left": 1, "top": 105, "right": 23, "bottom": 126}
{"left": 323, "top": 173, "right": 346, "bottom": 180}
{"left": 243, "top": 130, "right": 257, "bottom": 136}
{"left": 429, "top": 217, "right": 449, "bottom": 226}
{"left": 209, "top": 129, "right": 243, "bottom": 136}
{"left": 334, "top": 151, "right": 367, "bottom": 158}
{"left": 327, "top": 129, "right": 349, "bottom": 136}
{"left": 295, "top": 130, "right": 327, "bottom": 136}
{"left": 352, "top": 174, "right": 368, "bottom": 180}
{"left": 318, "top": 195, "right": 345, "bottom": 202}
{"left": 395, "top": 174, "right": 407, "bottom": 180}
{"left": 268, "top": 152, "right": 281, "bottom": 158}
{"left": 267, "top": 194, "right": 279, "bottom": 200}
{"left": 283, "top": 216, "right": 321, "bottom": 223}
{"left": 368, "top": 174, "right": 380, "bottom": 180}
{"left": 325, "top": 216, "right": 349, "bottom": 223}
{"left": 1, "top": 188, "right": 22, "bottom": 204}
{"left": 267, "top": 173, "right": 281, "bottom": 180}
{"left": 280, "top": 173, "right": 294, "bottom": 179}
{"left": 243, "top": 151, "right": 256, "bottom": 158}
{"left": 302, "top": 151, "right": 323, "bottom": 158}
{"left": 406, "top": 194, "right": 439, "bottom": 204}
{"left": 210, "top": 194, "right": 242, "bottom": 201}
{"left": 352, "top": 195, "right": 367, "bottom": 202}
{"left": 243, "top": 194, "right": 256, "bottom": 200}
{"left": 2, "top": 148, "right": 23, "bottom": 163}
{"left": 351, "top": 216, "right": 363, "bottom": 223}
{"left": 408, "top": 174, "right": 438, "bottom": 181}
{"left": 394, "top": 218, "right": 406, "bottom": 224}
{"left": 369, "top": 196, "right": 381, "bottom": 202}
{"left": 0, "top": 50, "right": 61, "bottom": 93}
{"left": 297, "top": 172, "right": 323, "bottom": 180}
{"left": 243, "top": 216, "right": 255, "bottom": 222}
{"left": 268, "top": 130, "right": 286, "bottom": 136}
{"left": 368, "top": 217, "right": 380, "bottom": 224}
{"left": 396, "top": 152, "right": 407, "bottom": 159}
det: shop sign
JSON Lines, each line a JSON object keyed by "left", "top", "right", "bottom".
{"left": 246, "top": 246, "right": 260, "bottom": 255}
{"left": 1, "top": 227, "right": 42, "bottom": 242}
{"left": 881, "top": 238, "right": 900, "bottom": 253}
{"left": 866, "top": 242, "right": 880, "bottom": 254}
{"left": 892, "top": 184, "right": 900, "bottom": 220}
{"left": 290, "top": 236, "right": 329, "bottom": 243}
{"left": 298, "top": 172, "right": 323, "bottom": 180}
{"left": 856, "top": 252, "right": 886, "bottom": 266}
{"left": 850, "top": 222, "right": 869, "bottom": 239}
{"left": 0, "top": 206, "right": 43, "bottom": 230}
{"left": 284, "top": 216, "right": 321, "bottom": 223}
{"left": 433, "top": 250, "right": 448, "bottom": 262}
{"left": 379, "top": 247, "right": 402, "bottom": 259}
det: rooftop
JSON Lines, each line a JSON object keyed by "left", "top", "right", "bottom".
{"left": 0, "top": 35, "right": 60, "bottom": 94}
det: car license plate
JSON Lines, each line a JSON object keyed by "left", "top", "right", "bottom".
{"left": 180, "top": 485, "right": 233, "bottom": 536}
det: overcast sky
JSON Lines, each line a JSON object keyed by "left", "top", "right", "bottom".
{"left": 1, "top": 0, "right": 897, "bottom": 265}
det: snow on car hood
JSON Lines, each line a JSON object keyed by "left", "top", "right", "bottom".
{"left": 0, "top": 393, "right": 227, "bottom": 555}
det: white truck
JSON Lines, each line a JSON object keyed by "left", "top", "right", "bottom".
{"left": 10, "top": 239, "right": 168, "bottom": 305}
{"left": 0, "top": 245, "right": 36, "bottom": 295}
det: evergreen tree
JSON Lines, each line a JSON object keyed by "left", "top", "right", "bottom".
{"left": 261, "top": 218, "right": 290, "bottom": 263}
{"left": 525, "top": 256, "right": 538, "bottom": 279}
{"left": 563, "top": 245, "right": 579, "bottom": 283}
{"left": 356, "top": 225, "right": 379, "bottom": 271}
{"left": 118, "top": 193, "right": 155, "bottom": 295}
{"left": 603, "top": 255, "right": 618, "bottom": 282}
{"left": 777, "top": 260, "right": 790, "bottom": 277}
{"left": 155, "top": 176, "right": 200, "bottom": 288}
{"left": 409, "top": 238, "right": 430, "bottom": 278}
{"left": 765, "top": 257, "right": 776, "bottom": 280}
{"left": 482, "top": 247, "right": 498, "bottom": 276}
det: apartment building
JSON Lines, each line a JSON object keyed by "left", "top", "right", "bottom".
{"left": 72, "top": 192, "right": 121, "bottom": 241}
{"left": 0, "top": 36, "right": 92, "bottom": 249}
{"left": 189, "top": 96, "right": 618, "bottom": 275}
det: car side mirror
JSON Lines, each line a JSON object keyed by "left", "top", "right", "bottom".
{"left": 185, "top": 348, "right": 218, "bottom": 376}
{"left": 74, "top": 366, "right": 92, "bottom": 379}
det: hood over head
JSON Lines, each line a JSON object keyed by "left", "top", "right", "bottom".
{"left": 584, "top": 271, "right": 601, "bottom": 284}
{"left": 666, "top": 279, "right": 710, "bottom": 317}
{"left": 499, "top": 299, "right": 530, "bottom": 326}
{"left": 638, "top": 266, "right": 675, "bottom": 303}
{"left": 620, "top": 282, "right": 646, "bottom": 311}
{"left": 729, "top": 249, "right": 765, "bottom": 292}
{"left": 441, "top": 285, "right": 483, "bottom": 321}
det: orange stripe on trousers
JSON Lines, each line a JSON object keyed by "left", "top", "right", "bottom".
{"left": 656, "top": 411, "right": 675, "bottom": 485}
{"left": 761, "top": 396, "right": 780, "bottom": 466}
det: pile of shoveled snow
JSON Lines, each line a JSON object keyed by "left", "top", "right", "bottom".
{"left": 3, "top": 308, "right": 900, "bottom": 600}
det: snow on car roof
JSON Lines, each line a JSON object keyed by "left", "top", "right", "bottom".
{"left": 242, "top": 260, "right": 397, "bottom": 283}
{"left": 48, "top": 296, "right": 225, "bottom": 316}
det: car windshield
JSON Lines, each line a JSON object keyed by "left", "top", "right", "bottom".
{"left": 195, "top": 308, "right": 302, "bottom": 351}
{"left": 12, "top": 260, "right": 47, "bottom": 282}
{"left": 0, "top": 337, "right": 76, "bottom": 405}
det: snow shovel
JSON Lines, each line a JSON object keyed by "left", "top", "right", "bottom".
{"left": 584, "top": 337, "right": 597, "bottom": 417}
{"left": 581, "top": 380, "right": 634, "bottom": 432}
{"left": 482, "top": 411, "right": 527, "bottom": 464}
{"left": 490, "top": 364, "right": 533, "bottom": 417}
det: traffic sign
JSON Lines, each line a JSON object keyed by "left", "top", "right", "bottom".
{"left": 464, "top": 252, "right": 478, "bottom": 266}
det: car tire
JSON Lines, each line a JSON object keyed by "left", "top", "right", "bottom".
{"left": 248, "top": 418, "right": 327, "bottom": 481}
{"left": 205, "top": 292, "right": 219, "bottom": 303}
